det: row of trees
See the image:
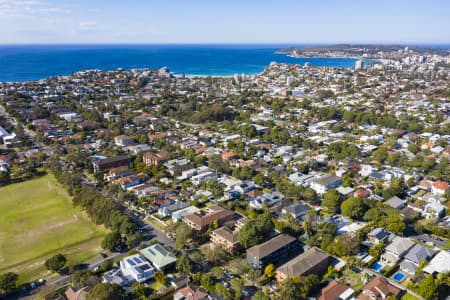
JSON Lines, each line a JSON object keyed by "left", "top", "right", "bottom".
{"left": 48, "top": 159, "right": 139, "bottom": 251}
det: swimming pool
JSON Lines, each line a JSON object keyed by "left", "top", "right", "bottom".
{"left": 371, "top": 262, "right": 383, "bottom": 272}
{"left": 393, "top": 272, "right": 406, "bottom": 282}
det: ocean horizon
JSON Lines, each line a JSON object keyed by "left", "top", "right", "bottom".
{"left": 0, "top": 44, "right": 366, "bottom": 82}
{"left": 2, "top": 43, "right": 448, "bottom": 83}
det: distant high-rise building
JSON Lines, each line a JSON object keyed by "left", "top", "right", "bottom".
{"left": 355, "top": 60, "right": 364, "bottom": 70}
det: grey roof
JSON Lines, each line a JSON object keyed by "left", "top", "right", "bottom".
{"left": 368, "top": 228, "right": 391, "bottom": 241}
{"left": 385, "top": 196, "right": 406, "bottom": 209}
{"left": 247, "top": 234, "right": 296, "bottom": 259}
{"left": 370, "top": 171, "right": 384, "bottom": 180}
{"left": 385, "top": 237, "right": 415, "bottom": 256}
{"left": 403, "top": 244, "right": 435, "bottom": 264}
{"left": 311, "top": 174, "right": 342, "bottom": 186}
{"left": 399, "top": 260, "right": 418, "bottom": 273}
{"left": 277, "top": 247, "right": 331, "bottom": 277}
{"left": 282, "top": 203, "right": 310, "bottom": 216}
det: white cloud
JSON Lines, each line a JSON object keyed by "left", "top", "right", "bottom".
{"left": 78, "top": 21, "right": 101, "bottom": 33}
{"left": 0, "top": 0, "right": 70, "bottom": 17}
{"left": 79, "top": 21, "right": 98, "bottom": 28}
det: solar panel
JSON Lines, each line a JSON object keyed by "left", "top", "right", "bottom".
{"left": 134, "top": 257, "right": 143, "bottom": 264}
{"left": 127, "top": 259, "right": 136, "bottom": 266}
{"left": 155, "top": 244, "right": 167, "bottom": 255}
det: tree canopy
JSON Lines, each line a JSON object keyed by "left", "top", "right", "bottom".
{"left": 101, "top": 231, "right": 124, "bottom": 252}
{"left": 322, "top": 189, "right": 341, "bottom": 213}
{"left": 341, "top": 197, "right": 368, "bottom": 220}
{"left": 0, "top": 272, "right": 18, "bottom": 294}
{"left": 238, "top": 209, "right": 274, "bottom": 249}
{"left": 87, "top": 283, "right": 126, "bottom": 300}
{"left": 44, "top": 253, "right": 67, "bottom": 273}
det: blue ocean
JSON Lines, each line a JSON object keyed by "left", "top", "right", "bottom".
{"left": 0, "top": 44, "right": 359, "bottom": 82}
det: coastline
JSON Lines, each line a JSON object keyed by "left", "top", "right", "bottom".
{"left": 0, "top": 45, "right": 359, "bottom": 82}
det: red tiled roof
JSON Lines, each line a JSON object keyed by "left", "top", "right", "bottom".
{"left": 318, "top": 280, "right": 351, "bottom": 300}
{"left": 433, "top": 181, "right": 449, "bottom": 191}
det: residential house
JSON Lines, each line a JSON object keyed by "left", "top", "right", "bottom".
{"left": 423, "top": 198, "right": 446, "bottom": 219}
{"left": 246, "top": 234, "right": 301, "bottom": 270}
{"left": 168, "top": 161, "right": 195, "bottom": 176}
{"left": 172, "top": 206, "right": 201, "bottom": 223}
{"left": 310, "top": 174, "right": 343, "bottom": 194}
{"left": 336, "top": 186, "right": 355, "bottom": 198}
{"left": 359, "top": 164, "right": 376, "bottom": 177}
{"left": 381, "top": 237, "right": 415, "bottom": 265}
{"left": 432, "top": 181, "right": 449, "bottom": 196}
{"left": 358, "top": 276, "right": 403, "bottom": 300}
{"left": 125, "top": 144, "right": 152, "bottom": 154}
{"left": 158, "top": 201, "right": 189, "bottom": 217}
{"left": 115, "top": 174, "right": 145, "bottom": 190}
{"left": 140, "top": 243, "right": 177, "bottom": 271}
{"left": 221, "top": 151, "right": 237, "bottom": 161}
{"left": 354, "top": 188, "right": 371, "bottom": 198}
{"left": 132, "top": 183, "right": 159, "bottom": 198}
{"left": 183, "top": 205, "right": 234, "bottom": 232}
{"left": 281, "top": 202, "right": 311, "bottom": 219}
{"left": 102, "top": 268, "right": 129, "bottom": 287}
{"left": 423, "top": 251, "right": 450, "bottom": 274}
{"left": 119, "top": 254, "right": 155, "bottom": 283}
{"left": 245, "top": 189, "right": 264, "bottom": 201}
{"left": 385, "top": 196, "right": 407, "bottom": 210}
{"left": 173, "top": 285, "right": 210, "bottom": 300}
{"left": 399, "top": 244, "right": 435, "bottom": 274}
{"left": 276, "top": 246, "right": 331, "bottom": 283}
{"left": 191, "top": 171, "right": 216, "bottom": 186}
{"left": 234, "top": 181, "right": 256, "bottom": 194}
{"left": 65, "top": 287, "right": 89, "bottom": 300}
{"left": 114, "top": 135, "right": 135, "bottom": 147}
{"left": 315, "top": 279, "right": 355, "bottom": 300}
{"left": 249, "top": 192, "right": 282, "bottom": 209}
{"left": 210, "top": 226, "right": 240, "bottom": 254}
{"left": 367, "top": 228, "right": 395, "bottom": 245}
{"left": 104, "top": 165, "right": 131, "bottom": 181}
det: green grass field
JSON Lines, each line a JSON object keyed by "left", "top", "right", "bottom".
{"left": 0, "top": 175, "right": 107, "bottom": 283}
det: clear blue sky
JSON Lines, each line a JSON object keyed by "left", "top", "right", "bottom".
{"left": 1, "top": 0, "right": 449, "bottom": 44}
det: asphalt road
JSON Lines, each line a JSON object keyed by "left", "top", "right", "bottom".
{"left": 127, "top": 209, "right": 175, "bottom": 249}
{"left": 12, "top": 252, "right": 126, "bottom": 300}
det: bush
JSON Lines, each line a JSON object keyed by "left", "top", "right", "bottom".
{"left": 383, "top": 265, "right": 398, "bottom": 277}
{"left": 365, "top": 256, "right": 378, "bottom": 268}
{"left": 258, "top": 275, "right": 273, "bottom": 286}
{"left": 44, "top": 253, "right": 67, "bottom": 272}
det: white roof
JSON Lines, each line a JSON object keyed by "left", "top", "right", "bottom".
{"left": 340, "top": 288, "right": 355, "bottom": 299}
{"left": 337, "top": 222, "right": 366, "bottom": 235}
{"left": 423, "top": 251, "right": 450, "bottom": 274}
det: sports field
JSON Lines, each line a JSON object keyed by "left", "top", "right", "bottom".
{"left": 0, "top": 175, "right": 107, "bottom": 283}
